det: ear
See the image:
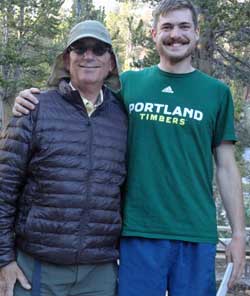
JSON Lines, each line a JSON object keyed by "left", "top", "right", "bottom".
{"left": 151, "top": 27, "right": 157, "bottom": 43}
{"left": 109, "top": 54, "right": 116, "bottom": 73}
{"left": 63, "top": 52, "right": 70, "bottom": 71}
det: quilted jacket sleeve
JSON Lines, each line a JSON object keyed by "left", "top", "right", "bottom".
{"left": 0, "top": 113, "right": 35, "bottom": 267}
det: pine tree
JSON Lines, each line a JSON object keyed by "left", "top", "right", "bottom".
{"left": 71, "top": 0, "right": 105, "bottom": 23}
{"left": 0, "top": 0, "right": 65, "bottom": 127}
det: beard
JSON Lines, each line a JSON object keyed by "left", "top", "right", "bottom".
{"left": 157, "top": 37, "right": 196, "bottom": 64}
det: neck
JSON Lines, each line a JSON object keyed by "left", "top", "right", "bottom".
{"left": 158, "top": 56, "right": 195, "bottom": 74}
{"left": 71, "top": 82, "right": 102, "bottom": 104}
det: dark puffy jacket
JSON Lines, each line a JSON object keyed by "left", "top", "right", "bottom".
{"left": 0, "top": 85, "right": 127, "bottom": 267}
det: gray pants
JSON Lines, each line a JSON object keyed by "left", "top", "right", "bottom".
{"left": 14, "top": 250, "right": 118, "bottom": 296}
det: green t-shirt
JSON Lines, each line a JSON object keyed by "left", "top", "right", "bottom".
{"left": 120, "top": 66, "right": 236, "bottom": 244}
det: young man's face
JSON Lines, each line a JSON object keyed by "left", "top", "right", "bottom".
{"left": 152, "top": 8, "right": 199, "bottom": 64}
{"left": 64, "top": 38, "right": 114, "bottom": 89}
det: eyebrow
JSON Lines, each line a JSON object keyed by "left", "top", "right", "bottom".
{"left": 161, "top": 21, "right": 192, "bottom": 27}
{"left": 179, "top": 22, "right": 192, "bottom": 26}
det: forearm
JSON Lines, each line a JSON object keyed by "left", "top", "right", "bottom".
{"left": 0, "top": 228, "right": 16, "bottom": 267}
{"left": 0, "top": 188, "right": 21, "bottom": 266}
{"left": 216, "top": 160, "right": 245, "bottom": 237}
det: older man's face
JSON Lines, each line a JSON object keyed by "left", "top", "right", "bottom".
{"left": 65, "top": 38, "right": 114, "bottom": 89}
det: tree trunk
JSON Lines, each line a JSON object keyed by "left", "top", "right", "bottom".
{"left": 244, "top": 86, "right": 250, "bottom": 101}
{"left": 13, "top": 0, "right": 24, "bottom": 87}
{"left": 0, "top": 6, "right": 9, "bottom": 129}
{"left": 194, "top": 1, "right": 216, "bottom": 75}
{"left": 75, "top": 0, "right": 83, "bottom": 19}
{"left": 0, "top": 97, "right": 3, "bottom": 130}
{"left": 197, "top": 27, "right": 214, "bottom": 75}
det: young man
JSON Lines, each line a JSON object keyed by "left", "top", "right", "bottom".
{"left": 12, "top": 1, "right": 245, "bottom": 295}
{"left": 118, "top": 1, "right": 245, "bottom": 295}
{"left": 0, "top": 20, "right": 127, "bottom": 296}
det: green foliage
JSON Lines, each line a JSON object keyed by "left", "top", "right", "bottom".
{"left": 132, "top": 35, "right": 159, "bottom": 69}
{"left": 0, "top": 0, "right": 107, "bottom": 102}
{"left": 70, "top": 0, "right": 105, "bottom": 25}
{"left": 0, "top": 0, "right": 65, "bottom": 100}
{"left": 228, "top": 80, "right": 245, "bottom": 122}
{"left": 106, "top": 1, "right": 149, "bottom": 71}
{"left": 196, "top": 0, "right": 250, "bottom": 83}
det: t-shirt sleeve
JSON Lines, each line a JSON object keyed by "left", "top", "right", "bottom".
{"left": 213, "top": 86, "right": 237, "bottom": 147}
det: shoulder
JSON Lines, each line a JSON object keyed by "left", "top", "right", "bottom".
{"left": 35, "top": 89, "right": 61, "bottom": 103}
{"left": 33, "top": 89, "right": 64, "bottom": 113}
{"left": 104, "top": 87, "right": 126, "bottom": 110}
{"left": 194, "top": 70, "right": 230, "bottom": 93}
{"left": 103, "top": 88, "right": 127, "bottom": 124}
{"left": 121, "top": 66, "right": 156, "bottom": 83}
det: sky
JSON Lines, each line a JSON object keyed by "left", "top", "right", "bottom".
{"left": 93, "top": 0, "right": 117, "bottom": 11}
{"left": 60, "top": 0, "right": 247, "bottom": 12}
{"left": 62, "top": 0, "right": 118, "bottom": 12}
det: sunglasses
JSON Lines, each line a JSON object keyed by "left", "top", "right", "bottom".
{"left": 69, "top": 43, "right": 112, "bottom": 56}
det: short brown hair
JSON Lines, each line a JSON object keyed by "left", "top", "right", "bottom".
{"left": 153, "top": 0, "right": 198, "bottom": 28}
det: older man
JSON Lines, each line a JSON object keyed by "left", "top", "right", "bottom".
{"left": 0, "top": 20, "right": 127, "bottom": 296}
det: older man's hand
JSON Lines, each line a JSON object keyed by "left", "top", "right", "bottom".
{"left": 13, "top": 88, "right": 40, "bottom": 116}
{"left": 0, "top": 261, "right": 31, "bottom": 296}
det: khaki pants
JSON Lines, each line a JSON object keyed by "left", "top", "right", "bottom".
{"left": 14, "top": 250, "right": 118, "bottom": 296}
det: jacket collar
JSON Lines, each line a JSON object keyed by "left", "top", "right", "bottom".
{"left": 56, "top": 79, "right": 115, "bottom": 110}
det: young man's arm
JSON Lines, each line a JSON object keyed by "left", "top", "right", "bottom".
{"left": 214, "top": 141, "right": 246, "bottom": 288}
{"left": 13, "top": 88, "right": 40, "bottom": 116}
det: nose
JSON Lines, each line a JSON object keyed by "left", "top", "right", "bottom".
{"left": 82, "top": 48, "right": 95, "bottom": 58}
{"left": 170, "top": 26, "right": 181, "bottom": 38}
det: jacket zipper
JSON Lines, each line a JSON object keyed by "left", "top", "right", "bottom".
{"left": 76, "top": 114, "right": 94, "bottom": 262}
